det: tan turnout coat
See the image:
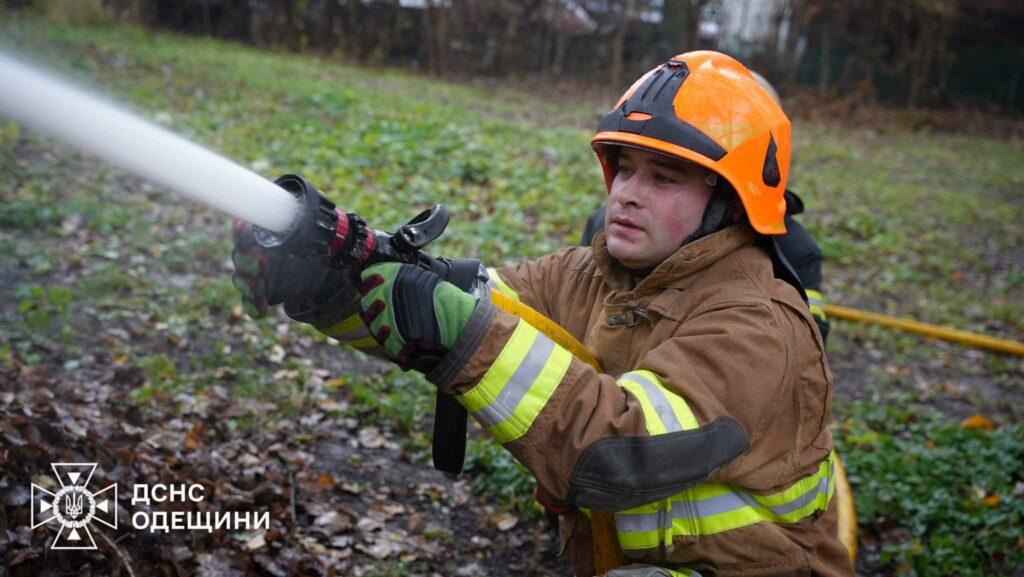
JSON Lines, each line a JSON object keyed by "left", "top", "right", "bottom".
{"left": 430, "top": 223, "right": 853, "bottom": 577}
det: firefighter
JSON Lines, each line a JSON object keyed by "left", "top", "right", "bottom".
{"left": 233, "top": 51, "right": 853, "bottom": 576}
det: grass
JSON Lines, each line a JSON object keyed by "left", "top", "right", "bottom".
{"left": 1, "top": 16, "right": 1021, "bottom": 576}
{"left": 835, "top": 401, "right": 1024, "bottom": 576}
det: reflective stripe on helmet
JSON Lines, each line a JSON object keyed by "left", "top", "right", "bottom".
{"left": 457, "top": 319, "right": 571, "bottom": 443}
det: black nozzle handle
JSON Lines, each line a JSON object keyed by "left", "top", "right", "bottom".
{"left": 392, "top": 205, "right": 449, "bottom": 253}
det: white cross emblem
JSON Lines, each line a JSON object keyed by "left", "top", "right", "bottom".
{"left": 30, "top": 463, "right": 118, "bottom": 550}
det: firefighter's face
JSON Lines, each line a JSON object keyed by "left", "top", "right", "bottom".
{"left": 605, "top": 148, "right": 715, "bottom": 270}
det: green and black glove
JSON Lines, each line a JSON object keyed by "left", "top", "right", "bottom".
{"left": 231, "top": 218, "right": 356, "bottom": 319}
{"left": 358, "top": 262, "right": 479, "bottom": 372}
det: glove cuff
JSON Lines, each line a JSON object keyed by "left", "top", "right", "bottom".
{"left": 283, "top": 283, "right": 359, "bottom": 330}
{"left": 427, "top": 300, "right": 497, "bottom": 390}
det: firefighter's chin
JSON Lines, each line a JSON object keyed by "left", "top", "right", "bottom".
{"left": 606, "top": 227, "right": 659, "bottom": 270}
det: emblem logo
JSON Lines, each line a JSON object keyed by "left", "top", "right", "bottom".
{"left": 30, "top": 463, "right": 117, "bottom": 550}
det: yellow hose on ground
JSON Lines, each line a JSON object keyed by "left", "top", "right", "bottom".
{"left": 825, "top": 304, "right": 1024, "bottom": 356}
{"left": 489, "top": 289, "right": 860, "bottom": 570}
{"left": 834, "top": 455, "right": 858, "bottom": 563}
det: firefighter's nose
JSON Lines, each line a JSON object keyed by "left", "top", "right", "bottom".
{"left": 610, "top": 173, "right": 648, "bottom": 208}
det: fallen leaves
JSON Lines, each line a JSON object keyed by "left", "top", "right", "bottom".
{"left": 2, "top": 359, "right": 559, "bottom": 575}
{"left": 241, "top": 530, "right": 267, "bottom": 551}
{"left": 357, "top": 426, "right": 389, "bottom": 449}
{"left": 490, "top": 511, "right": 519, "bottom": 531}
{"left": 962, "top": 413, "right": 997, "bottom": 431}
{"left": 405, "top": 513, "right": 427, "bottom": 535}
{"left": 314, "top": 509, "right": 357, "bottom": 535}
{"left": 367, "top": 502, "right": 405, "bottom": 521}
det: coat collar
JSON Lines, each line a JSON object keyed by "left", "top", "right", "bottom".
{"left": 592, "top": 222, "right": 757, "bottom": 293}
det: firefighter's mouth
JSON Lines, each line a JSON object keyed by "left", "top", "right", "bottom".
{"left": 610, "top": 216, "right": 644, "bottom": 232}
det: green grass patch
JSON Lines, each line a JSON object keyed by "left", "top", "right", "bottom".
{"left": 836, "top": 400, "right": 1024, "bottom": 576}
{"left": 14, "top": 283, "right": 73, "bottom": 331}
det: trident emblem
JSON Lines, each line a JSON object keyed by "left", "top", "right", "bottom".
{"left": 65, "top": 492, "right": 84, "bottom": 518}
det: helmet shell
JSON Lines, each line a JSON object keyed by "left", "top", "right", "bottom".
{"left": 592, "top": 51, "right": 791, "bottom": 234}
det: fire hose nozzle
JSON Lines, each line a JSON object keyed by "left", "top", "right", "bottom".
{"left": 252, "top": 174, "right": 341, "bottom": 261}
{"left": 251, "top": 174, "right": 444, "bottom": 272}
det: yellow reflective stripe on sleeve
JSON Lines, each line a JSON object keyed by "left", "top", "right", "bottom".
{"left": 613, "top": 452, "right": 837, "bottom": 549}
{"left": 806, "top": 289, "right": 827, "bottom": 320}
{"left": 486, "top": 267, "right": 520, "bottom": 302}
{"left": 616, "top": 370, "right": 698, "bottom": 436}
{"left": 339, "top": 336, "right": 379, "bottom": 348}
{"left": 323, "top": 313, "right": 365, "bottom": 338}
{"left": 457, "top": 319, "right": 571, "bottom": 443}
{"left": 322, "top": 313, "right": 378, "bottom": 349}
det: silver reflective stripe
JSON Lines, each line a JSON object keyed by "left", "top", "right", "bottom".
{"left": 621, "top": 372, "right": 683, "bottom": 433}
{"left": 472, "top": 332, "right": 556, "bottom": 429}
{"left": 338, "top": 325, "right": 371, "bottom": 340}
{"left": 615, "top": 492, "right": 754, "bottom": 533}
{"left": 615, "top": 510, "right": 662, "bottom": 533}
{"left": 615, "top": 460, "right": 835, "bottom": 532}
{"left": 763, "top": 460, "right": 834, "bottom": 516}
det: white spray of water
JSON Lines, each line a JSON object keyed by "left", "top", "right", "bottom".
{"left": 0, "top": 51, "right": 299, "bottom": 233}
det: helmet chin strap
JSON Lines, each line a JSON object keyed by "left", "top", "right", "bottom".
{"left": 683, "top": 179, "right": 740, "bottom": 246}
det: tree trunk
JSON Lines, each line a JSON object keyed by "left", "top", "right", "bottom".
{"left": 421, "top": 0, "right": 451, "bottom": 76}
{"left": 818, "top": 14, "right": 831, "bottom": 98}
{"left": 435, "top": 3, "right": 448, "bottom": 77}
{"left": 610, "top": 12, "right": 627, "bottom": 88}
{"left": 500, "top": 5, "right": 519, "bottom": 77}
{"left": 200, "top": 0, "right": 211, "bottom": 36}
{"left": 128, "top": 0, "right": 154, "bottom": 26}
{"left": 686, "top": 1, "right": 701, "bottom": 50}
{"left": 552, "top": 31, "right": 567, "bottom": 77}
{"left": 781, "top": 0, "right": 809, "bottom": 89}
{"left": 344, "top": 0, "right": 361, "bottom": 59}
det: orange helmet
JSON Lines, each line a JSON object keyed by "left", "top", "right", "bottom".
{"left": 591, "top": 51, "right": 791, "bottom": 235}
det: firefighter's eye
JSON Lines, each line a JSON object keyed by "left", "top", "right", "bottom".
{"left": 655, "top": 173, "right": 677, "bottom": 184}
{"left": 618, "top": 165, "right": 636, "bottom": 176}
